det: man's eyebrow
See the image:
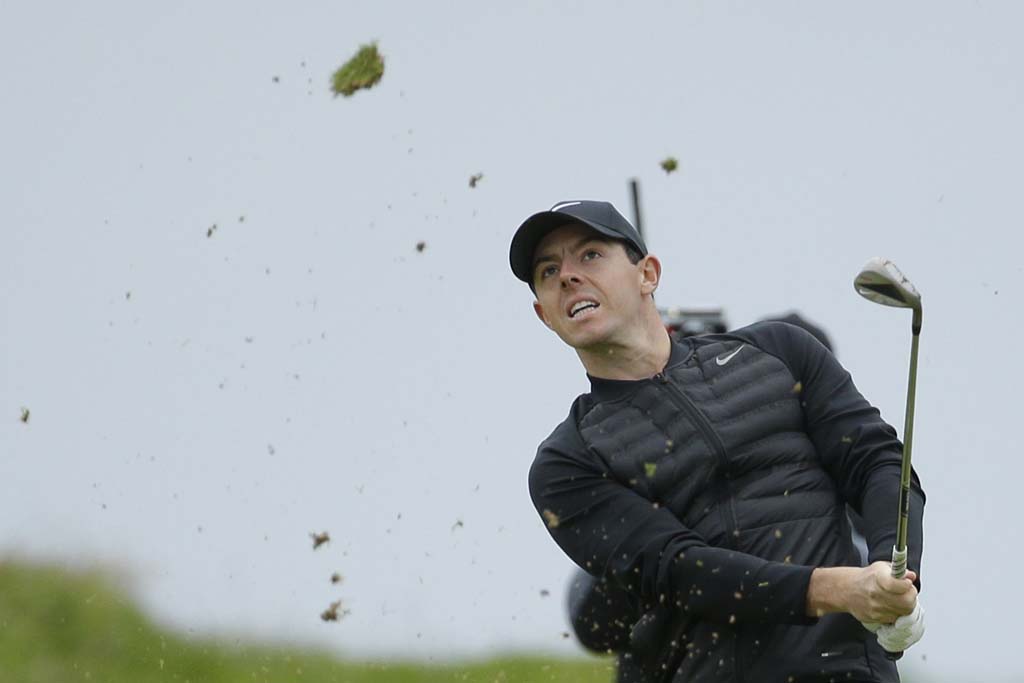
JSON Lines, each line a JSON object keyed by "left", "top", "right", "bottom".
{"left": 532, "top": 235, "right": 606, "bottom": 271}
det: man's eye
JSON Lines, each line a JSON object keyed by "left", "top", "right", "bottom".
{"left": 540, "top": 265, "right": 558, "bottom": 279}
{"left": 582, "top": 249, "right": 601, "bottom": 260}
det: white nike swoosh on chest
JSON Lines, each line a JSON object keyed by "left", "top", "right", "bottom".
{"left": 715, "top": 344, "right": 745, "bottom": 366}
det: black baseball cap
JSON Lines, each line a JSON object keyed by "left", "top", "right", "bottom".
{"left": 509, "top": 200, "right": 648, "bottom": 284}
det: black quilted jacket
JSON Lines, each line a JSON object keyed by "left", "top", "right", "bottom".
{"left": 529, "top": 321, "right": 925, "bottom": 683}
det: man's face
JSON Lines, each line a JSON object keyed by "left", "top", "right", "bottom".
{"left": 530, "top": 223, "right": 649, "bottom": 350}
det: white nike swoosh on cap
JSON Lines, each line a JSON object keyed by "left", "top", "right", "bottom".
{"left": 715, "top": 345, "right": 745, "bottom": 366}
{"left": 551, "top": 201, "right": 582, "bottom": 212}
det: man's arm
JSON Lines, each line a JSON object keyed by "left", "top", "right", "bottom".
{"left": 733, "top": 321, "right": 926, "bottom": 587}
{"left": 530, "top": 435, "right": 816, "bottom": 626}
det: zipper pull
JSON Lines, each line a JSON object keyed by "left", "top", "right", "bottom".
{"left": 654, "top": 372, "right": 669, "bottom": 384}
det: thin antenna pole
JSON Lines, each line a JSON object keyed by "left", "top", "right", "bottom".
{"left": 630, "top": 178, "right": 644, "bottom": 240}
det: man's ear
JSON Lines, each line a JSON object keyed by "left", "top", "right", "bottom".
{"left": 533, "top": 300, "right": 553, "bottom": 329}
{"left": 639, "top": 254, "right": 662, "bottom": 296}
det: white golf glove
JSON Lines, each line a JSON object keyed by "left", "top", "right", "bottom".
{"left": 861, "top": 620, "right": 881, "bottom": 634}
{"left": 862, "top": 600, "right": 925, "bottom": 652}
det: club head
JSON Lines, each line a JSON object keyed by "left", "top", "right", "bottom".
{"left": 854, "top": 257, "right": 921, "bottom": 311}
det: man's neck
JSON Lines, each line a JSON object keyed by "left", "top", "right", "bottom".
{"left": 576, "top": 319, "right": 673, "bottom": 381}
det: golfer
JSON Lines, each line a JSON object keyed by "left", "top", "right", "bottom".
{"left": 510, "top": 200, "right": 926, "bottom": 682}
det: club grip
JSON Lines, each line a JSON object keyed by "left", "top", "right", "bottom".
{"left": 886, "top": 545, "right": 908, "bottom": 660}
{"left": 890, "top": 546, "right": 907, "bottom": 580}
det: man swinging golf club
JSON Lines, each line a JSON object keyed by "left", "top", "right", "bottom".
{"left": 511, "top": 200, "right": 926, "bottom": 682}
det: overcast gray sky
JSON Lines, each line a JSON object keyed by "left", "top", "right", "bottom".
{"left": 2, "top": 1, "right": 1022, "bottom": 680}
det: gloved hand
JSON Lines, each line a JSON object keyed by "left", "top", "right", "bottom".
{"left": 862, "top": 600, "right": 925, "bottom": 652}
{"left": 860, "top": 620, "right": 881, "bottom": 634}
{"left": 876, "top": 600, "right": 925, "bottom": 652}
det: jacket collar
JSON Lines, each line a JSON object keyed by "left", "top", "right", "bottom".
{"left": 586, "top": 337, "right": 695, "bottom": 402}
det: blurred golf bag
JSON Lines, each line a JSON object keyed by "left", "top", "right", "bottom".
{"left": 658, "top": 306, "right": 729, "bottom": 339}
{"left": 564, "top": 310, "right": 866, "bottom": 682}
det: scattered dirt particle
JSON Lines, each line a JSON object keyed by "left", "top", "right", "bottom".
{"left": 469, "top": 173, "right": 484, "bottom": 188}
{"left": 660, "top": 157, "right": 679, "bottom": 173}
{"left": 310, "top": 531, "right": 330, "bottom": 549}
{"left": 416, "top": 241, "right": 426, "bottom": 252}
{"left": 542, "top": 509, "right": 560, "bottom": 529}
{"left": 19, "top": 407, "right": 30, "bottom": 423}
{"left": 320, "top": 600, "right": 350, "bottom": 622}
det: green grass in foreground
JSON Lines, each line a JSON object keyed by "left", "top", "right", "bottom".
{"left": 0, "top": 560, "right": 614, "bottom": 683}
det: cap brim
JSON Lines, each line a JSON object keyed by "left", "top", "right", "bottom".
{"left": 509, "top": 211, "right": 626, "bottom": 284}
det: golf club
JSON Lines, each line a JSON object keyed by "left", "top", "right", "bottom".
{"left": 853, "top": 257, "right": 923, "bottom": 661}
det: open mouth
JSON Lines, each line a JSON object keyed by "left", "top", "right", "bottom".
{"left": 569, "top": 301, "right": 599, "bottom": 319}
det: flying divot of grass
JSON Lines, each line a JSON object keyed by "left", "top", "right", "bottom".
{"left": 660, "top": 157, "right": 679, "bottom": 173}
{"left": 331, "top": 44, "right": 385, "bottom": 97}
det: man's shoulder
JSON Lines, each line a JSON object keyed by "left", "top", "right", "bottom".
{"left": 694, "top": 319, "right": 819, "bottom": 358}
{"left": 528, "top": 396, "right": 596, "bottom": 495}
{"left": 535, "top": 395, "right": 590, "bottom": 456}
{"left": 727, "top": 319, "right": 803, "bottom": 344}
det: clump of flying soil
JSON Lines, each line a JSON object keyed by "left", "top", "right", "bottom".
{"left": 310, "top": 531, "right": 330, "bottom": 549}
{"left": 331, "top": 44, "right": 385, "bottom": 97}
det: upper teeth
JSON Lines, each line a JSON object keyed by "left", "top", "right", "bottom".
{"left": 571, "top": 301, "right": 598, "bottom": 317}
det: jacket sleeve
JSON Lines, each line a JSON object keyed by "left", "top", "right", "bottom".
{"left": 734, "top": 321, "right": 926, "bottom": 587}
{"left": 529, "top": 427, "right": 816, "bottom": 626}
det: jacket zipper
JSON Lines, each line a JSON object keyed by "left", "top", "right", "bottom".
{"left": 653, "top": 372, "right": 737, "bottom": 543}
{"left": 653, "top": 370, "right": 744, "bottom": 683}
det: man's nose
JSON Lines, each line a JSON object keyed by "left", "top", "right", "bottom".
{"left": 559, "top": 266, "right": 582, "bottom": 288}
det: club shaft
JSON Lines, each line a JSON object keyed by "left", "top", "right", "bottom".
{"left": 892, "top": 310, "right": 921, "bottom": 578}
